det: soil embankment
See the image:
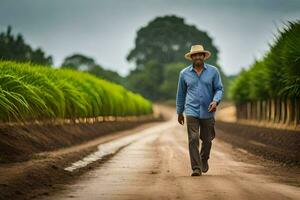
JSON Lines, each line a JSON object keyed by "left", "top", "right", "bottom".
{"left": 0, "top": 103, "right": 174, "bottom": 200}
{"left": 215, "top": 101, "right": 300, "bottom": 165}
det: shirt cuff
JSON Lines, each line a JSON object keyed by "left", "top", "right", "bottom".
{"left": 176, "top": 108, "right": 184, "bottom": 114}
{"left": 213, "top": 99, "right": 220, "bottom": 105}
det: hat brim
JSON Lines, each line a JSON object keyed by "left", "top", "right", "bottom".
{"left": 184, "top": 50, "right": 211, "bottom": 61}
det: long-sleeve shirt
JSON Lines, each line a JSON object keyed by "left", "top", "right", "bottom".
{"left": 176, "top": 62, "right": 224, "bottom": 119}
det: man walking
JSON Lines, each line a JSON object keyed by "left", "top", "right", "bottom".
{"left": 176, "top": 44, "right": 224, "bottom": 176}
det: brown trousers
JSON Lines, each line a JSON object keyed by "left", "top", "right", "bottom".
{"left": 186, "top": 115, "right": 216, "bottom": 170}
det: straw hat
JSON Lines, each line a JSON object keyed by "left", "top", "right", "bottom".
{"left": 184, "top": 44, "right": 211, "bottom": 60}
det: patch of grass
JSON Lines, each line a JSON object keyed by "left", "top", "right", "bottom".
{"left": 0, "top": 60, "right": 153, "bottom": 122}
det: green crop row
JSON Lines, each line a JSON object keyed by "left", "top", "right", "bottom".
{"left": 230, "top": 20, "right": 300, "bottom": 103}
{"left": 0, "top": 60, "right": 153, "bottom": 122}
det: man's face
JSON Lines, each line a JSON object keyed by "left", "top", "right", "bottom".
{"left": 191, "top": 52, "right": 205, "bottom": 66}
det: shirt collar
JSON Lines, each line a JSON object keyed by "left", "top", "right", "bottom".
{"left": 189, "top": 62, "right": 207, "bottom": 71}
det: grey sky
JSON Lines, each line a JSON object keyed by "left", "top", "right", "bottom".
{"left": 0, "top": 0, "right": 299, "bottom": 76}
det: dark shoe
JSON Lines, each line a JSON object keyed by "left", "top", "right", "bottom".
{"left": 202, "top": 159, "right": 209, "bottom": 173}
{"left": 191, "top": 168, "right": 202, "bottom": 176}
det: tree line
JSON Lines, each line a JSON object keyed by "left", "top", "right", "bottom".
{"left": 0, "top": 15, "right": 230, "bottom": 102}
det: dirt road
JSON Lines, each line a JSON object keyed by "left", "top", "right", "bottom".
{"left": 38, "top": 112, "right": 300, "bottom": 200}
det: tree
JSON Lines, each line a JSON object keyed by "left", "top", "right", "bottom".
{"left": 125, "top": 15, "right": 225, "bottom": 101}
{"left": 0, "top": 25, "right": 53, "bottom": 65}
{"left": 61, "top": 54, "right": 97, "bottom": 71}
{"left": 160, "top": 62, "right": 186, "bottom": 99}
{"left": 126, "top": 15, "right": 219, "bottom": 69}
{"left": 61, "top": 54, "right": 125, "bottom": 85}
{"left": 125, "top": 60, "right": 164, "bottom": 100}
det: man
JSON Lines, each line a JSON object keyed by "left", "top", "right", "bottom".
{"left": 176, "top": 44, "right": 224, "bottom": 176}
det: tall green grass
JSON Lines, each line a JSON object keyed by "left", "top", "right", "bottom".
{"left": 0, "top": 60, "right": 153, "bottom": 122}
{"left": 230, "top": 20, "right": 300, "bottom": 103}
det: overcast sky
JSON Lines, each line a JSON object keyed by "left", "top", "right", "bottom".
{"left": 0, "top": 0, "right": 299, "bottom": 76}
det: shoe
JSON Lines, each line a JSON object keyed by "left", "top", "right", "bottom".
{"left": 191, "top": 168, "right": 202, "bottom": 176}
{"left": 202, "top": 159, "right": 209, "bottom": 173}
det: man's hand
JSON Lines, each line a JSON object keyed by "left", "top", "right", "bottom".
{"left": 178, "top": 113, "right": 184, "bottom": 125}
{"left": 208, "top": 101, "right": 218, "bottom": 112}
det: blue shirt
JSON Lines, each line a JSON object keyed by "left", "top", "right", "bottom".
{"left": 176, "top": 62, "right": 224, "bottom": 119}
